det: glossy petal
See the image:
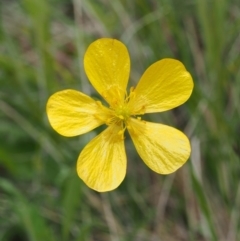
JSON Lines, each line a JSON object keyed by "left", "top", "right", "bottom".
{"left": 128, "top": 118, "right": 190, "bottom": 174}
{"left": 128, "top": 59, "right": 193, "bottom": 114}
{"left": 77, "top": 124, "right": 126, "bottom": 192}
{"left": 46, "top": 89, "right": 110, "bottom": 137}
{"left": 84, "top": 38, "right": 130, "bottom": 107}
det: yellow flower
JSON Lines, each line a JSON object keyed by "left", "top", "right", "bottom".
{"left": 46, "top": 38, "right": 194, "bottom": 192}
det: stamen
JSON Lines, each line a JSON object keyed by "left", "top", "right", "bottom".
{"left": 118, "top": 129, "right": 124, "bottom": 135}
{"left": 96, "top": 101, "right": 103, "bottom": 107}
{"left": 106, "top": 116, "right": 116, "bottom": 125}
{"left": 117, "top": 125, "right": 127, "bottom": 139}
{"left": 125, "top": 86, "right": 135, "bottom": 103}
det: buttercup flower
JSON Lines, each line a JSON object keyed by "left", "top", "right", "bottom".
{"left": 47, "top": 38, "right": 193, "bottom": 192}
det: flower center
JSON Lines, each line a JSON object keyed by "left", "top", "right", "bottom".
{"left": 99, "top": 87, "right": 141, "bottom": 127}
{"left": 114, "top": 104, "right": 130, "bottom": 121}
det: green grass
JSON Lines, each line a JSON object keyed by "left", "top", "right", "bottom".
{"left": 1, "top": 0, "right": 240, "bottom": 240}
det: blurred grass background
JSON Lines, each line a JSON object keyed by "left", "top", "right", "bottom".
{"left": 0, "top": 0, "right": 240, "bottom": 240}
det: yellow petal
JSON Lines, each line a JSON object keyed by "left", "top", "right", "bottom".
{"left": 128, "top": 59, "right": 193, "bottom": 114}
{"left": 84, "top": 38, "right": 130, "bottom": 107}
{"left": 46, "top": 89, "right": 111, "bottom": 137}
{"left": 127, "top": 118, "right": 190, "bottom": 174}
{"left": 77, "top": 124, "right": 126, "bottom": 192}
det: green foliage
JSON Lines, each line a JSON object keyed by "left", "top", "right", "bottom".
{"left": 1, "top": 0, "right": 240, "bottom": 240}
